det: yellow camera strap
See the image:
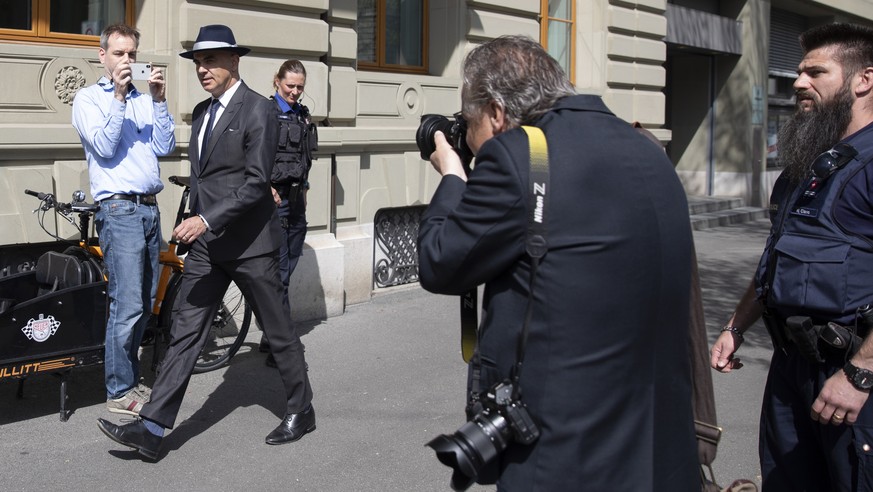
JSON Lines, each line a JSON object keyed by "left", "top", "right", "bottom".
{"left": 522, "top": 125, "right": 549, "bottom": 173}
{"left": 460, "top": 125, "right": 549, "bottom": 363}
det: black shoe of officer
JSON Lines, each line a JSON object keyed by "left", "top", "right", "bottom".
{"left": 97, "top": 418, "right": 161, "bottom": 460}
{"left": 265, "top": 404, "right": 316, "bottom": 445}
{"left": 259, "top": 337, "right": 270, "bottom": 353}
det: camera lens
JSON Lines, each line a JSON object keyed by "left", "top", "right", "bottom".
{"left": 416, "top": 114, "right": 454, "bottom": 161}
{"left": 426, "top": 411, "right": 510, "bottom": 491}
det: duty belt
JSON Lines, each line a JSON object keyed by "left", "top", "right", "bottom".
{"left": 764, "top": 311, "right": 869, "bottom": 363}
{"left": 273, "top": 182, "right": 304, "bottom": 201}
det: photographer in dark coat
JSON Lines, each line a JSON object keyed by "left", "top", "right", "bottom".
{"left": 417, "top": 35, "right": 698, "bottom": 491}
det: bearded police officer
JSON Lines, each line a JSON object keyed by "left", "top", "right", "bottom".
{"left": 711, "top": 23, "right": 873, "bottom": 491}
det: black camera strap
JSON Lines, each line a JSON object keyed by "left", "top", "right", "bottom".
{"left": 461, "top": 125, "right": 549, "bottom": 402}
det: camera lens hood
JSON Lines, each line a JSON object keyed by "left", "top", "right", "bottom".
{"left": 416, "top": 114, "right": 453, "bottom": 161}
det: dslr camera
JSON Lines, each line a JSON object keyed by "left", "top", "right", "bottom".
{"left": 427, "top": 380, "right": 540, "bottom": 491}
{"left": 416, "top": 112, "right": 475, "bottom": 172}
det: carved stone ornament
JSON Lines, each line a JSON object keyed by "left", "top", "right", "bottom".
{"left": 55, "top": 66, "right": 86, "bottom": 105}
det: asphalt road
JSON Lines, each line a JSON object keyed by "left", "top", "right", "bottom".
{"left": 0, "top": 219, "right": 773, "bottom": 491}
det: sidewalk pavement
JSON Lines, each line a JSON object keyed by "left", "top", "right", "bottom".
{"left": 0, "top": 219, "right": 773, "bottom": 491}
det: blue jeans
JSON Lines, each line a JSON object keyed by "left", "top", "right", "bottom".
{"left": 95, "top": 200, "right": 161, "bottom": 399}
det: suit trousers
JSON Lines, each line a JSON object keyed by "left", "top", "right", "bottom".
{"left": 140, "top": 239, "right": 313, "bottom": 429}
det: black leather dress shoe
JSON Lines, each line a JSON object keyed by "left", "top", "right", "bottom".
{"left": 265, "top": 404, "right": 316, "bottom": 445}
{"left": 97, "top": 418, "right": 161, "bottom": 460}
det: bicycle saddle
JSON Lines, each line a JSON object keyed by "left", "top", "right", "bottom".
{"left": 169, "top": 175, "right": 191, "bottom": 188}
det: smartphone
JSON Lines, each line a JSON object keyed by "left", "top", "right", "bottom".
{"left": 130, "top": 62, "right": 152, "bottom": 81}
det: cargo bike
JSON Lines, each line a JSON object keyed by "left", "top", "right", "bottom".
{"left": 0, "top": 176, "right": 252, "bottom": 420}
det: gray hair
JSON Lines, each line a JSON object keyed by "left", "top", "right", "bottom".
{"left": 462, "top": 35, "right": 575, "bottom": 127}
{"left": 100, "top": 24, "right": 140, "bottom": 50}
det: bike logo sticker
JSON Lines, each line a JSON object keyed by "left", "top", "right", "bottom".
{"left": 22, "top": 315, "right": 61, "bottom": 342}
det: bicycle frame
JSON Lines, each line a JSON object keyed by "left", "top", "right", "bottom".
{"left": 37, "top": 192, "right": 185, "bottom": 319}
{"left": 5, "top": 178, "right": 251, "bottom": 421}
{"left": 151, "top": 176, "right": 189, "bottom": 318}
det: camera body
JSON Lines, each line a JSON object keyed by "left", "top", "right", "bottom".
{"left": 480, "top": 381, "right": 539, "bottom": 445}
{"left": 130, "top": 62, "right": 152, "bottom": 81}
{"left": 416, "top": 112, "right": 475, "bottom": 171}
{"left": 427, "top": 380, "right": 540, "bottom": 491}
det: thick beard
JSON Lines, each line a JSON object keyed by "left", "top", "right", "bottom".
{"left": 778, "top": 84, "right": 854, "bottom": 183}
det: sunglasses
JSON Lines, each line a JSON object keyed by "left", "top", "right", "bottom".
{"left": 794, "top": 142, "right": 859, "bottom": 209}
{"left": 811, "top": 142, "right": 858, "bottom": 180}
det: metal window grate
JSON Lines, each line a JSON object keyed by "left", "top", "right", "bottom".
{"left": 373, "top": 205, "right": 426, "bottom": 288}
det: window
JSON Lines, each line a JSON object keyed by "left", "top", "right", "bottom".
{"left": 540, "top": 0, "right": 575, "bottom": 84}
{"left": 357, "top": 0, "right": 428, "bottom": 74}
{"left": 0, "top": 0, "right": 132, "bottom": 46}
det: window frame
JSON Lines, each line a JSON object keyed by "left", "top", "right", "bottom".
{"left": 0, "top": 0, "right": 135, "bottom": 47}
{"left": 357, "top": 0, "right": 429, "bottom": 75}
{"left": 540, "top": 0, "right": 576, "bottom": 84}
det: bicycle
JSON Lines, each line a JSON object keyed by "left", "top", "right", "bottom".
{"left": 22, "top": 175, "right": 252, "bottom": 374}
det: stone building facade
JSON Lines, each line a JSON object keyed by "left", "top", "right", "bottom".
{"left": 1, "top": 0, "right": 871, "bottom": 319}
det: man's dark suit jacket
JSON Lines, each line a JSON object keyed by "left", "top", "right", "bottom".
{"left": 138, "top": 81, "right": 311, "bottom": 429}
{"left": 418, "top": 95, "right": 699, "bottom": 490}
{"left": 190, "top": 81, "right": 281, "bottom": 261}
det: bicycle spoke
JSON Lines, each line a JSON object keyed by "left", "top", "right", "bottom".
{"left": 193, "top": 282, "right": 251, "bottom": 372}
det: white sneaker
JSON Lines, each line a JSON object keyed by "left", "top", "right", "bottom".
{"left": 106, "top": 392, "right": 144, "bottom": 416}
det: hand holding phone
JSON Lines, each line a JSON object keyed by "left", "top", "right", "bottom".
{"left": 130, "top": 63, "right": 152, "bottom": 81}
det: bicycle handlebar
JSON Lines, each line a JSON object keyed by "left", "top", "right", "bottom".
{"left": 24, "top": 189, "right": 49, "bottom": 200}
{"left": 24, "top": 189, "right": 100, "bottom": 213}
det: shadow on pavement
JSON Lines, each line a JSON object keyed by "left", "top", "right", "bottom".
{"left": 160, "top": 320, "right": 322, "bottom": 454}
{"left": 0, "top": 365, "right": 105, "bottom": 424}
{"left": 695, "top": 220, "right": 774, "bottom": 367}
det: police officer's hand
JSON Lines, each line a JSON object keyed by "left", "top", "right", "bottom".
{"left": 271, "top": 186, "right": 281, "bottom": 206}
{"left": 811, "top": 371, "right": 869, "bottom": 426}
{"left": 429, "top": 131, "right": 467, "bottom": 182}
{"left": 710, "top": 331, "right": 744, "bottom": 372}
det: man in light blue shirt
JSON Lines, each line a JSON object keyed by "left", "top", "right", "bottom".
{"left": 72, "top": 23, "right": 175, "bottom": 417}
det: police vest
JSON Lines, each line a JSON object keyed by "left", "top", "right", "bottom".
{"left": 755, "top": 141, "right": 873, "bottom": 325}
{"left": 272, "top": 104, "right": 317, "bottom": 185}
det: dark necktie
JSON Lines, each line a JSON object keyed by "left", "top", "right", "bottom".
{"left": 193, "top": 99, "right": 219, "bottom": 214}
{"left": 201, "top": 99, "right": 219, "bottom": 161}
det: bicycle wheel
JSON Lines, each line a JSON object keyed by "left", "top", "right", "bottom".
{"left": 156, "top": 273, "right": 252, "bottom": 374}
{"left": 192, "top": 282, "right": 252, "bottom": 373}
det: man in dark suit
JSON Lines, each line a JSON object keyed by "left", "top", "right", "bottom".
{"left": 418, "top": 36, "right": 699, "bottom": 490}
{"left": 97, "top": 25, "right": 314, "bottom": 460}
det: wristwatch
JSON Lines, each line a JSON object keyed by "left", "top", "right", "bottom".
{"left": 844, "top": 361, "right": 873, "bottom": 391}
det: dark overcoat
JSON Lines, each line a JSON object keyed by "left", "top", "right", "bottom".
{"left": 418, "top": 95, "right": 699, "bottom": 491}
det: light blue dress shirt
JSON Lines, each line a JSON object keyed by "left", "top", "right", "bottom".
{"left": 72, "top": 76, "right": 176, "bottom": 201}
